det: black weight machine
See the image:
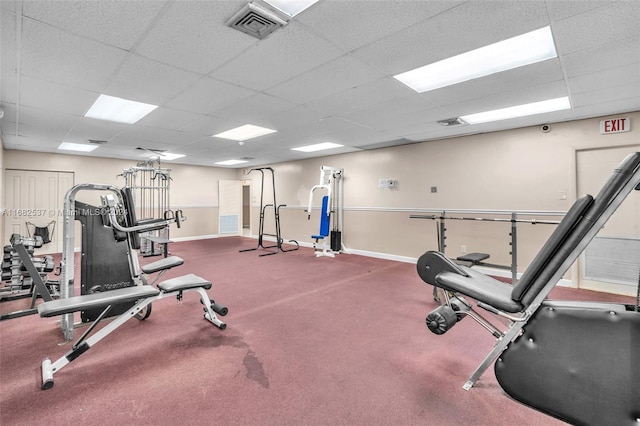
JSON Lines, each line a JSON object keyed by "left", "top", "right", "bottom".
{"left": 240, "top": 167, "right": 299, "bottom": 256}
{"left": 34, "top": 182, "right": 228, "bottom": 389}
{"left": 416, "top": 153, "right": 640, "bottom": 425}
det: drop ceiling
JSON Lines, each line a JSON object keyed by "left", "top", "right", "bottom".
{"left": 1, "top": 0, "right": 639, "bottom": 167}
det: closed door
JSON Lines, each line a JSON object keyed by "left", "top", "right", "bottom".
{"left": 4, "top": 169, "right": 74, "bottom": 254}
{"left": 576, "top": 146, "right": 640, "bottom": 295}
{"left": 218, "top": 180, "right": 242, "bottom": 236}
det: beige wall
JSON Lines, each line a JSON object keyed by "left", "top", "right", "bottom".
{"left": 2, "top": 111, "right": 639, "bottom": 278}
{"left": 247, "top": 112, "right": 640, "bottom": 272}
{"left": 2, "top": 150, "right": 237, "bottom": 241}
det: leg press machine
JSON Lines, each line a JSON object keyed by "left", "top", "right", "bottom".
{"left": 417, "top": 153, "right": 640, "bottom": 425}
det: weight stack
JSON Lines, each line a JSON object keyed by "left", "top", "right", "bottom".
{"left": 330, "top": 231, "right": 341, "bottom": 252}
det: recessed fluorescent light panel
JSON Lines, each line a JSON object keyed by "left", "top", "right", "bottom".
{"left": 212, "top": 124, "right": 277, "bottom": 141}
{"left": 291, "top": 142, "right": 343, "bottom": 152}
{"left": 263, "top": 0, "right": 319, "bottom": 16}
{"left": 159, "top": 153, "right": 185, "bottom": 161}
{"left": 85, "top": 94, "right": 158, "bottom": 124}
{"left": 460, "top": 96, "right": 571, "bottom": 124}
{"left": 58, "top": 142, "right": 98, "bottom": 152}
{"left": 394, "top": 26, "right": 557, "bottom": 93}
{"left": 215, "top": 159, "right": 249, "bottom": 166}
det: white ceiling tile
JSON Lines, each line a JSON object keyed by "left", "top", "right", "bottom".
{"left": 1, "top": 0, "right": 638, "bottom": 167}
{"left": 14, "top": 112, "right": 79, "bottom": 141}
{"left": 422, "top": 59, "right": 565, "bottom": 107}
{"left": 212, "top": 93, "right": 298, "bottom": 122}
{"left": 562, "top": 36, "right": 640, "bottom": 78}
{"left": 339, "top": 94, "right": 434, "bottom": 126}
{"left": 313, "top": 125, "right": 390, "bottom": 148}
{"left": 64, "top": 117, "right": 129, "bottom": 143}
{"left": 20, "top": 18, "right": 127, "bottom": 92}
{"left": 1, "top": 1, "right": 17, "bottom": 13}
{"left": 442, "top": 80, "right": 569, "bottom": 117}
{"left": 266, "top": 55, "right": 385, "bottom": 103}
{"left": 136, "top": 107, "right": 205, "bottom": 131}
{"left": 572, "top": 82, "right": 640, "bottom": 107}
{"left": 105, "top": 54, "right": 201, "bottom": 105}
{"left": 176, "top": 115, "right": 225, "bottom": 137}
{"left": 546, "top": 0, "right": 618, "bottom": 21}
{"left": 1, "top": 11, "right": 17, "bottom": 103}
{"left": 261, "top": 105, "right": 327, "bottom": 131}
{"left": 0, "top": 102, "right": 17, "bottom": 123}
{"left": 134, "top": 0, "right": 256, "bottom": 74}
{"left": 359, "top": 106, "right": 446, "bottom": 133}
{"left": 352, "top": 0, "right": 550, "bottom": 75}
{"left": 22, "top": 0, "right": 168, "bottom": 50}
{"left": 296, "top": 0, "right": 464, "bottom": 52}
{"left": 552, "top": 1, "right": 640, "bottom": 54}
{"left": 166, "top": 77, "right": 256, "bottom": 115}
{"left": 572, "top": 97, "right": 640, "bottom": 119}
{"left": 19, "top": 75, "right": 97, "bottom": 116}
{"left": 116, "top": 126, "right": 202, "bottom": 147}
{"left": 211, "top": 22, "right": 345, "bottom": 91}
{"left": 569, "top": 63, "right": 640, "bottom": 95}
{"left": 306, "top": 77, "right": 411, "bottom": 116}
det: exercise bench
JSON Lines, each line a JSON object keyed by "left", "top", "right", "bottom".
{"left": 38, "top": 263, "right": 227, "bottom": 390}
{"left": 416, "top": 152, "right": 640, "bottom": 425}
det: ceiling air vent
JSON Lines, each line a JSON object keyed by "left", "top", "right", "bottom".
{"left": 227, "top": 2, "right": 289, "bottom": 40}
{"left": 437, "top": 117, "right": 465, "bottom": 127}
{"left": 88, "top": 139, "right": 108, "bottom": 145}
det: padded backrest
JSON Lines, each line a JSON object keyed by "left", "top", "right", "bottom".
{"left": 510, "top": 195, "right": 593, "bottom": 302}
{"left": 513, "top": 152, "right": 640, "bottom": 306}
{"left": 121, "top": 187, "right": 141, "bottom": 249}
{"left": 319, "top": 196, "right": 330, "bottom": 237}
{"left": 121, "top": 187, "right": 138, "bottom": 227}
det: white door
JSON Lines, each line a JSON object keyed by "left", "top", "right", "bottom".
{"left": 218, "top": 180, "right": 242, "bottom": 236}
{"left": 576, "top": 146, "right": 640, "bottom": 295}
{"left": 4, "top": 169, "right": 74, "bottom": 254}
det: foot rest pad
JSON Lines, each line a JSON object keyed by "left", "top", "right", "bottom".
{"left": 157, "top": 274, "right": 212, "bottom": 292}
{"left": 142, "top": 256, "right": 184, "bottom": 274}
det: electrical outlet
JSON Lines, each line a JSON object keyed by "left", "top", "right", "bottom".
{"left": 461, "top": 245, "right": 467, "bottom": 254}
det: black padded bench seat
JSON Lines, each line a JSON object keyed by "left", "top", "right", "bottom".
{"left": 38, "top": 286, "right": 160, "bottom": 318}
{"left": 157, "top": 274, "right": 212, "bottom": 292}
{"left": 456, "top": 252, "right": 490, "bottom": 264}
{"left": 434, "top": 257, "right": 521, "bottom": 312}
{"left": 141, "top": 256, "right": 184, "bottom": 274}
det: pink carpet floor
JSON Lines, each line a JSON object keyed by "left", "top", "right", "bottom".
{"left": 1, "top": 237, "right": 634, "bottom": 425}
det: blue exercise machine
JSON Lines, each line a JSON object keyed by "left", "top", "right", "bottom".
{"left": 307, "top": 166, "right": 343, "bottom": 257}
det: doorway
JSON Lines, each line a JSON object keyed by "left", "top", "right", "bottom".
{"left": 576, "top": 146, "right": 640, "bottom": 295}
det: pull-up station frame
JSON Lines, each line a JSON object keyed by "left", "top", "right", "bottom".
{"left": 240, "top": 167, "right": 299, "bottom": 256}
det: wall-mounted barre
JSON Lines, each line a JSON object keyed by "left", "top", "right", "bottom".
{"left": 410, "top": 210, "right": 564, "bottom": 284}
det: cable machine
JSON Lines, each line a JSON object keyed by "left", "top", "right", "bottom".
{"left": 118, "top": 158, "right": 172, "bottom": 256}
{"left": 306, "top": 166, "right": 344, "bottom": 257}
{"left": 240, "top": 167, "right": 299, "bottom": 256}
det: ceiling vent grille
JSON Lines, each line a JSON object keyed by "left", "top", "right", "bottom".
{"left": 437, "top": 117, "right": 466, "bottom": 127}
{"left": 88, "top": 139, "right": 108, "bottom": 145}
{"left": 227, "top": 2, "right": 289, "bottom": 40}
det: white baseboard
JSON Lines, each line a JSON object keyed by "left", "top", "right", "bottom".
{"left": 170, "top": 235, "right": 576, "bottom": 287}
{"left": 172, "top": 234, "right": 219, "bottom": 242}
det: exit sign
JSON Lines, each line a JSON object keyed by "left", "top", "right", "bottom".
{"left": 600, "top": 117, "right": 630, "bottom": 134}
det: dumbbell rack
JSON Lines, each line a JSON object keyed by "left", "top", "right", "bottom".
{"left": 0, "top": 235, "right": 59, "bottom": 320}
